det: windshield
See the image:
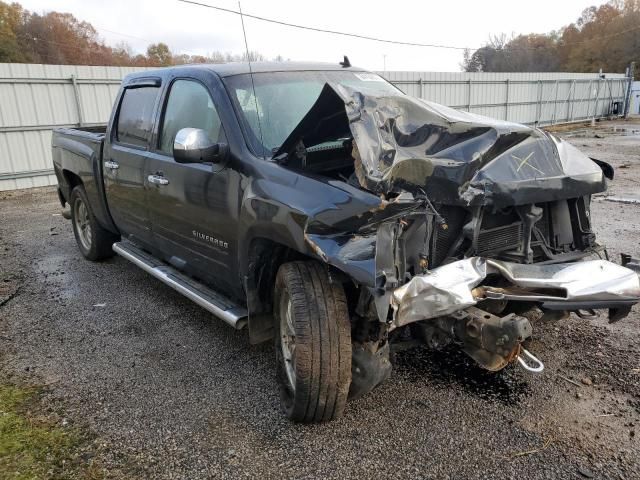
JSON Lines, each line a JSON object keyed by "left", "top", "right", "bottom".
{"left": 223, "top": 71, "right": 403, "bottom": 156}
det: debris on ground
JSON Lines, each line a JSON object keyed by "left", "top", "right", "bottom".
{"left": 604, "top": 196, "right": 640, "bottom": 205}
{"left": 509, "top": 437, "right": 553, "bottom": 458}
{"left": 577, "top": 466, "right": 595, "bottom": 478}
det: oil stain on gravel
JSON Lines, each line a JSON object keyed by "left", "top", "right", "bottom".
{"left": 394, "top": 346, "right": 530, "bottom": 404}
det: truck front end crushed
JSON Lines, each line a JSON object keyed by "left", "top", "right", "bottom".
{"left": 392, "top": 257, "right": 640, "bottom": 371}
{"left": 274, "top": 81, "right": 640, "bottom": 394}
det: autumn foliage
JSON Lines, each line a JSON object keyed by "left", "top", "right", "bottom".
{"left": 0, "top": 1, "right": 265, "bottom": 66}
{"left": 3, "top": 0, "right": 638, "bottom": 71}
{"left": 462, "top": 0, "right": 640, "bottom": 72}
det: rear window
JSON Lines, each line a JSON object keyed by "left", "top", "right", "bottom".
{"left": 116, "top": 87, "right": 159, "bottom": 147}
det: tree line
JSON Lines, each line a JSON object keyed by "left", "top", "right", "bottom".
{"left": 0, "top": 1, "right": 271, "bottom": 66}
{"left": 3, "top": 0, "right": 638, "bottom": 72}
{"left": 462, "top": 0, "right": 640, "bottom": 72}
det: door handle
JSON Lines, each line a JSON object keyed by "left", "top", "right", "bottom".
{"left": 148, "top": 174, "right": 169, "bottom": 186}
{"left": 104, "top": 160, "right": 119, "bottom": 170}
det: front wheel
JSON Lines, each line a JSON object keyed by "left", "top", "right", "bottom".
{"left": 70, "top": 185, "right": 119, "bottom": 261}
{"left": 274, "top": 261, "right": 352, "bottom": 423}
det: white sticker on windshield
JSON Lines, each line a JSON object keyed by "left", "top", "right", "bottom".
{"left": 354, "top": 73, "right": 385, "bottom": 82}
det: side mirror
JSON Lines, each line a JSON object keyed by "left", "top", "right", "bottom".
{"left": 173, "top": 128, "right": 228, "bottom": 164}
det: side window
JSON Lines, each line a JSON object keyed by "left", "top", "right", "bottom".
{"left": 116, "top": 86, "right": 159, "bottom": 147}
{"left": 160, "top": 80, "right": 224, "bottom": 155}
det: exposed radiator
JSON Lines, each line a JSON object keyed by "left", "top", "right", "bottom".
{"left": 430, "top": 204, "right": 553, "bottom": 265}
{"left": 477, "top": 222, "right": 523, "bottom": 254}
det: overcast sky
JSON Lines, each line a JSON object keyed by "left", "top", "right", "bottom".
{"left": 19, "top": 0, "right": 608, "bottom": 71}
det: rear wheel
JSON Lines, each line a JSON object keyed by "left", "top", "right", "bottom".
{"left": 274, "top": 261, "right": 352, "bottom": 423}
{"left": 70, "top": 185, "right": 119, "bottom": 261}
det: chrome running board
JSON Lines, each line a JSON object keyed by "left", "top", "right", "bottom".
{"left": 113, "top": 241, "right": 248, "bottom": 329}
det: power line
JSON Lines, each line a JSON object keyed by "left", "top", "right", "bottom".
{"left": 175, "top": 0, "right": 640, "bottom": 53}
{"left": 176, "top": 0, "right": 470, "bottom": 50}
{"left": 15, "top": 0, "right": 640, "bottom": 66}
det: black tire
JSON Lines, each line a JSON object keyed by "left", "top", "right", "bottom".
{"left": 69, "top": 185, "right": 119, "bottom": 261}
{"left": 274, "top": 261, "right": 352, "bottom": 423}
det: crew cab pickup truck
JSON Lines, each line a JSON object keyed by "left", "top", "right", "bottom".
{"left": 53, "top": 61, "right": 640, "bottom": 423}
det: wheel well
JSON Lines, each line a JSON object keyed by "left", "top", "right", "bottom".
{"left": 61, "top": 170, "right": 83, "bottom": 203}
{"left": 245, "top": 237, "right": 360, "bottom": 345}
{"left": 245, "top": 238, "right": 305, "bottom": 315}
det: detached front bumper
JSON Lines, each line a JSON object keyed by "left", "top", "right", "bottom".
{"left": 392, "top": 257, "right": 640, "bottom": 372}
{"left": 392, "top": 258, "right": 640, "bottom": 327}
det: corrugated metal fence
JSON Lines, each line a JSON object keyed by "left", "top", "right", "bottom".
{"left": 631, "top": 81, "right": 640, "bottom": 115}
{"left": 0, "top": 63, "right": 631, "bottom": 191}
{"left": 0, "top": 63, "right": 147, "bottom": 191}
{"left": 382, "top": 71, "right": 629, "bottom": 126}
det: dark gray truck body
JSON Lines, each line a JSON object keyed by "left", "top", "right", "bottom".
{"left": 52, "top": 62, "right": 640, "bottom": 404}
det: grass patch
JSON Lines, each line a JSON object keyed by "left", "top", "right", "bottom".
{"left": 0, "top": 383, "right": 98, "bottom": 480}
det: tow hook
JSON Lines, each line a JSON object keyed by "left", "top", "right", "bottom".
{"left": 443, "top": 306, "right": 534, "bottom": 372}
{"left": 516, "top": 347, "right": 544, "bottom": 373}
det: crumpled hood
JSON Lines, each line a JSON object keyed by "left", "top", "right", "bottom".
{"left": 274, "top": 83, "right": 609, "bottom": 207}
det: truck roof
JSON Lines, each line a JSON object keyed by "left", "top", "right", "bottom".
{"left": 123, "top": 61, "right": 368, "bottom": 83}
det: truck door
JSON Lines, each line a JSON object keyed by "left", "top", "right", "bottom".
{"left": 146, "top": 77, "right": 241, "bottom": 298}
{"left": 104, "top": 83, "right": 161, "bottom": 249}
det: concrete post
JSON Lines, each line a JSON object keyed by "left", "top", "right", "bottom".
{"left": 624, "top": 62, "right": 635, "bottom": 118}
{"left": 585, "top": 79, "right": 593, "bottom": 120}
{"left": 592, "top": 78, "right": 602, "bottom": 126}
{"left": 551, "top": 80, "right": 559, "bottom": 125}
{"left": 70, "top": 75, "right": 85, "bottom": 127}
{"left": 504, "top": 79, "right": 510, "bottom": 121}
{"left": 567, "top": 80, "right": 575, "bottom": 122}
{"left": 535, "top": 80, "right": 542, "bottom": 126}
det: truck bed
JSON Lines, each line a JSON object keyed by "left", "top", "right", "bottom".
{"left": 54, "top": 125, "right": 107, "bottom": 142}
{"left": 52, "top": 125, "right": 117, "bottom": 234}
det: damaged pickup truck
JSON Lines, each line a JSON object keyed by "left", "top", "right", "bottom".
{"left": 52, "top": 61, "right": 640, "bottom": 423}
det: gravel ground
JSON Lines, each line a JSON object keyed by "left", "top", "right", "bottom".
{"left": 1, "top": 120, "right": 639, "bottom": 479}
